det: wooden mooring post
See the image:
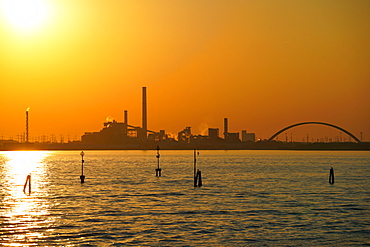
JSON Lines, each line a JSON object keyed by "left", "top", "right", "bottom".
{"left": 23, "top": 174, "right": 31, "bottom": 194}
{"left": 329, "top": 167, "right": 334, "bottom": 184}
{"left": 194, "top": 149, "right": 202, "bottom": 187}
{"left": 80, "top": 151, "right": 85, "bottom": 183}
{"left": 155, "top": 145, "right": 162, "bottom": 177}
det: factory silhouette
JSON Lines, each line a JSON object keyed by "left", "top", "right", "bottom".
{"left": 81, "top": 87, "right": 256, "bottom": 149}
{"left": 1, "top": 87, "right": 368, "bottom": 150}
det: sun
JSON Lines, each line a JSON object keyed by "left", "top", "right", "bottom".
{"left": 1, "top": 0, "right": 49, "bottom": 32}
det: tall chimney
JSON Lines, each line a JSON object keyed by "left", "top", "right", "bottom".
{"left": 142, "top": 87, "right": 147, "bottom": 138}
{"left": 124, "top": 110, "right": 128, "bottom": 125}
{"left": 26, "top": 108, "right": 30, "bottom": 143}
{"left": 224, "top": 118, "right": 228, "bottom": 139}
{"left": 123, "top": 110, "right": 128, "bottom": 139}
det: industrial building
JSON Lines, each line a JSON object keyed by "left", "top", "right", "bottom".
{"left": 3, "top": 87, "right": 369, "bottom": 151}
{"left": 82, "top": 87, "right": 164, "bottom": 145}
{"left": 81, "top": 87, "right": 255, "bottom": 147}
{"left": 242, "top": 130, "right": 256, "bottom": 142}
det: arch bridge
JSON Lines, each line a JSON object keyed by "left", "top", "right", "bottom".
{"left": 268, "top": 122, "right": 361, "bottom": 143}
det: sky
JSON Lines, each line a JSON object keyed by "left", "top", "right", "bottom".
{"left": 1, "top": 0, "right": 369, "bottom": 142}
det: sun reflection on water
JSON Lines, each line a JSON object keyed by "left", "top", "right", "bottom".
{"left": 0, "top": 151, "right": 52, "bottom": 245}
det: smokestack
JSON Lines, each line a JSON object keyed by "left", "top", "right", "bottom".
{"left": 26, "top": 107, "right": 30, "bottom": 143}
{"left": 124, "top": 110, "right": 128, "bottom": 125}
{"left": 123, "top": 110, "right": 128, "bottom": 139}
{"left": 142, "top": 87, "right": 147, "bottom": 138}
{"left": 224, "top": 118, "right": 228, "bottom": 139}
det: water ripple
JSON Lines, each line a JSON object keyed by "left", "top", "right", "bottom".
{"left": 0, "top": 150, "right": 369, "bottom": 246}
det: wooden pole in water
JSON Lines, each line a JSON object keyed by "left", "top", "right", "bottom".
{"left": 197, "top": 169, "right": 202, "bottom": 187}
{"left": 80, "top": 151, "right": 85, "bottom": 183}
{"left": 156, "top": 145, "right": 161, "bottom": 177}
{"left": 329, "top": 167, "right": 334, "bottom": 184}
{"left": 194, "top": 149, "right": 197, "bottom": 187}
{"left": 193, "top": 149, "right": 203, "bottom": 187}
{"left": 23, "top": 174, "right": 31, "bottom": 194}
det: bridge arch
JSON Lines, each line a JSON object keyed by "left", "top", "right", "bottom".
{"left": 268, "top": 122, "right": 361, "bottom": 143}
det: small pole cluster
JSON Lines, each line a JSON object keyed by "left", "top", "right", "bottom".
{"left": 75, "top": 149, "right": 204, "bottom": 187}
{"left": 329, "top": 167, "right": 334, "bottom": 184}
{"left": 155, "top": 145, "right": 162, "bottom": 177}
{"left": 80, "top": 151, "right": 85, "bottom": 183}
{"left": 194, "top": 149, "right": 202, "bottom": 187}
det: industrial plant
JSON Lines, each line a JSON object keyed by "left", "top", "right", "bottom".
{"left": 1, "top": 86, "right": 368, "bottom": 150}
{"left": 80, "top": 87, "right": 256, "bottom": 149}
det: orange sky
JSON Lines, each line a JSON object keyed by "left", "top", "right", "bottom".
{"left": 1, "top": 0, "right": 369, "bottom": 142}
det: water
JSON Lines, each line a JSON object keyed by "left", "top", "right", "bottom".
{"left": 0, "top": 150, "right": 369, "bottom": 246}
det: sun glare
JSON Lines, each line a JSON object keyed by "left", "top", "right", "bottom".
{"left": 0, "top": 151, "right": 51, "bottom": 242}
{"left": 1, "top": 0, "right": 49, "bottom": 31}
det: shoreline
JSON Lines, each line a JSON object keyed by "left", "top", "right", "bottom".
{"left": 1, "top": 141, "right": 370, "bottom": 151}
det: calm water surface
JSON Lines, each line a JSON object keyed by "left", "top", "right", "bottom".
{"left": 0, "top": 150, "right": 369, "bottom": 246}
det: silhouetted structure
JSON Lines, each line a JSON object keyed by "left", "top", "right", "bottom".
{"left": 23, "top": 174, "right": 31, "bottom": 194}
{"left": 193, "top": 149, "right": 202, "bottom": 187}
{"left": 123, "top": 110, "right": 128, "bottom": 137}
{"left": 141, "top": 87, "right": 147, "bottom": 139}
{"left": 329, "top": 167, "right": 334, "bottom": 184}
{"left": 223, "top": 118, "right": 240, "bottom": 143}
{"left": 7, "top": 87, "right": 367, "bottom": 151}
{"left": 26, "top": 108, "right": 29, "bottom": 143}
{"left": 195, "top": 169, "right": 202, "bottom": 187}
{"left": 208, "top": 128, "right": 220, "bottom": 141}
{"left": 80, "top": 151, "right": 85, "bottom": 183}
{"left": 178, "top": 127, "right": 192, "bottom": 143}
{"left": 269, "top": 122, "right": 361, "bottom": 143}
{"left": 224, "top": 118, "right": 228, "bottom": 139}
{"left": 155, "top": 145, "right": 161, "bottom": 177}
{"left": 81, "top": 87, "right": 162, "bottom": 145}
{"left": 242, "top": 130, "right": 255, "bottom": 142}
